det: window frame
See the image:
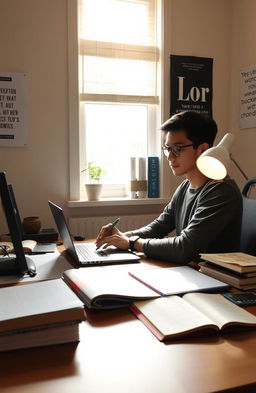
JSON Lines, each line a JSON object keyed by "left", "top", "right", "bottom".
{"left": 67, "top": 0, "right": 163, "bottom": 202}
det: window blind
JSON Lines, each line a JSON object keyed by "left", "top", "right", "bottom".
{"left": 78, "top": 0, "right": 159, "bottom": 104}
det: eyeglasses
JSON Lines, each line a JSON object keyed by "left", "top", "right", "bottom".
{"left": 162, "top": 144, "right": 194, "bottom": 157}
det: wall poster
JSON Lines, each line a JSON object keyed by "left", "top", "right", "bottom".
{"left": 240, "top": 65, "right": 256, "bottom": 129}
{"left": 0, "top": 72, "right": 27, "bottom": 147}
{"left": 170, "top": 55, "right": 213, "bottom": 118}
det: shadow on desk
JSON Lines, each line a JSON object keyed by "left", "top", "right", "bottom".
{"left": 0, "top": 342, "right": 78, "bottom": 388}
{"left": 86, "top": 307, "right": 134, "bottom": 327}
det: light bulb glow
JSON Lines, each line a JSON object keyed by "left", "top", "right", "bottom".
{"left": 197, "top": 156, "right": 227, "bottom": 180}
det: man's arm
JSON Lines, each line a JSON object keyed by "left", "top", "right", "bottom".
{"left": 140, "top": 181, "right": 242, "bottom": 263}
{"left": 95, "top": 192, "right": 177, "bottom": 249}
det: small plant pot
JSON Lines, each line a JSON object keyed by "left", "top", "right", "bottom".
{"left": 85, "top": 184, "right": 103, "bottom": 201}
{"left": 22, "top": 216, "right": 42, "bottom": 234}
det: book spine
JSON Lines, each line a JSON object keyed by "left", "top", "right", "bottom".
{"left": 129, "top": 305, "right": 164, "bottom": 341}
{"left": 147, "top": 157, "right": 159, "bottom": 198}
{"left": 138, "top": 157, "right": 147, "bottom": 198}
{"left": 129, "top": 157, "right": 137, "bottom": 199}
{"left": 63, "top": 276, "right": 91, "bottom": 307}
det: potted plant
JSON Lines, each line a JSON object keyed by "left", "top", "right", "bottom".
{"left": 81, "top": 162, "right": 106, "bottom": 201}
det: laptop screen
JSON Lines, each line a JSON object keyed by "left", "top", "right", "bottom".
{"left": 48, "top": 200, "right": 79, "bottom": 263}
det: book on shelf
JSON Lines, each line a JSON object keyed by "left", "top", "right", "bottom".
{"left": 62, "top": 265, "right": 229, "bottom": 310}
{"left": 199, "top": 262, "right": 256, "bottom": 290}
{"left": 0, "top": 278, "right": 86, "bottom": 352}
{"left": 130, "top": 292, "right": 256, "bottom": 342}
{"left": 200, "top": 252, "right": 256, "bottom": 274}
{"left": 147, "top": 156, "right": 159, "bottom": 198}
{"left": 0, "top": 239, "right": 56, "bottom": 254}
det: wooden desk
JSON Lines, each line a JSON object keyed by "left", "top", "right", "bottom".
{"left": 0, "top": 253, "right": 256, "bottom": 393}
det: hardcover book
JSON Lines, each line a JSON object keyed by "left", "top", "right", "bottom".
{"left": 0, "top": 279, "right": 86, "bottom": 351}
{"left": 147, "top": 156, "right": 159, "bottom": 198}
{"left": 199, "top": 261, "right": 256, "bottom": 290}
{"left": 200, "top": 252, "right": 256, "bottom": 274}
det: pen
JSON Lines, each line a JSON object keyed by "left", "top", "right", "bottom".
{"left": 107, "top": 217, "right": 121, "bottom": 233}
{"left": 96, "top": 218, "right": 121, "bottom": 250}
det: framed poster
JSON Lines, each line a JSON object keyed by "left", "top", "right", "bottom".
{"left": 170, "top": 55, "right": 213, "bottom": 118}
{"left": 0, "top": 72, "right": 28, "bottom": 147}
{"left": 240, "top": 65, "right": 256, "bottom": 129}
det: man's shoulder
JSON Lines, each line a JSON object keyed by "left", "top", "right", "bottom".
{"left": 202, "top": 177, "right": 242, "bottom": 200}
{"left": 175, "top": 179, "right": 190, "bottom": 193}
{"left": 165, "top": 180, "right": 189, "bottom": 208}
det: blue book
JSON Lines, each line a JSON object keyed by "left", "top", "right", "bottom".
{"left": 147, "top": 157, "right": 159, "bottom": 198}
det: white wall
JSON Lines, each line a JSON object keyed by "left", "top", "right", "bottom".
{"left": 0, "top": 0, "right": 69, "bottom": 232}
{"left": 229, "top": 0, "right": 256, "bottom": 188}
{"left": 1, "top": 0, "right": 250, "bottom": 233}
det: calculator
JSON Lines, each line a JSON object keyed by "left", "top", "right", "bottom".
{"left": 224, "top": 292, "right": 256, "bottom": 306}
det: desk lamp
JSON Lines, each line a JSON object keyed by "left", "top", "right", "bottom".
{"left": 196, "top": 133, "right": 248, "bottom": 181}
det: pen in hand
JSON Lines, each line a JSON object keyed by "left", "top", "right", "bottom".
{"left": 107, "top": 217, "right": 121, "bottom": 233}
{"left": 96, "top": 217, "right": 121, "bottom": 249}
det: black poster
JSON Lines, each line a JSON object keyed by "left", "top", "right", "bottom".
{"left": 170, "top": 55, "right": 213, "bottom": 118}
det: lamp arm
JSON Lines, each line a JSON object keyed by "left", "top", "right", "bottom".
{"left": 230, "top": 154, "right": 248, "bottom": 181}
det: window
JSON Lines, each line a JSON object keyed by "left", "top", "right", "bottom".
{"left": 69, "top": 0, "right": 162, "bottom": 200}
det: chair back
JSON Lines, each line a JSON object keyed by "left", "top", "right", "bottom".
{"left": 240, "top": 178, "right": 256, "bottom": 255}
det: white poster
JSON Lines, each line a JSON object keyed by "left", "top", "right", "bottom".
{"left": 240, "top": 65, "right": 256, "bottom": 129}
{"left": 0, "top": 72, "right": 27, "bottom": 147}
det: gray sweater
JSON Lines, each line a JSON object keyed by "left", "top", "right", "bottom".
{"left": 132, "top": 177, "right": 242, "bottom": 264}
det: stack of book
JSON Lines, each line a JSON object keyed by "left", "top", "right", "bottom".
{"left": 199, "top": 252, "right": 256, "bottom": 290}
{"left": 0, "top": 279, "right": 86, "bottom": 352}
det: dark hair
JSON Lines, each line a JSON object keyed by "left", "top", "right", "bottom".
{"left": 160, "top": 111, "right": 217, "bottom": 147}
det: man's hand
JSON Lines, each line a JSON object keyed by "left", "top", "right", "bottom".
{"left": 95, "top": 225, "right": 129, "bottom": 250}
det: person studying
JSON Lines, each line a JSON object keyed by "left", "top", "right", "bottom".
{"left": 96, "top": 111, "right": 243, "bottom": 264}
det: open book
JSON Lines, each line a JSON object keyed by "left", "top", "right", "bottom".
{"left": 63, "top": 265, "right": 229, "bottom": 309}
{"left": 0, "top": 239, "right": 56, "bottom": 254}
{"left": 130, "top": 293, "right": 256, "bottom": 341}
{"left": 63, "top": 267, "right": 158, "bottom": 309}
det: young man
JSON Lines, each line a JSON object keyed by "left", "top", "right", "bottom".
{"left": 95, "top": 111, "right": 242, "bottom": 264}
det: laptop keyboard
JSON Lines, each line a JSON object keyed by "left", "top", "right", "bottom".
{"left": 75, "top": 243, "right": 109, "bottom": 261}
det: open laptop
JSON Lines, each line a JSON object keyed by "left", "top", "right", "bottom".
{"left": 48, "top": 200, "right": 140, "bottom": 266}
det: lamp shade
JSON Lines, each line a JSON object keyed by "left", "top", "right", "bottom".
{"left": 196, "top": 133, "right": 235, "bottom": 180}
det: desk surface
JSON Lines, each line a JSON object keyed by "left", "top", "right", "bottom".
{"left": 1, "top": 251, "right": 256, "bottom": 393}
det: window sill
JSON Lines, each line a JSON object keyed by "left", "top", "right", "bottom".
{"left": 67, "top": 197, "right": 169, "bottom": 208}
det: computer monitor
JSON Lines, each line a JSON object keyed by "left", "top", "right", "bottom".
{"left": 0, "top": 172, "right": 36, "bottom": 276}
{"left": 8, "top": 183, "right": 25, "bottom": 237}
